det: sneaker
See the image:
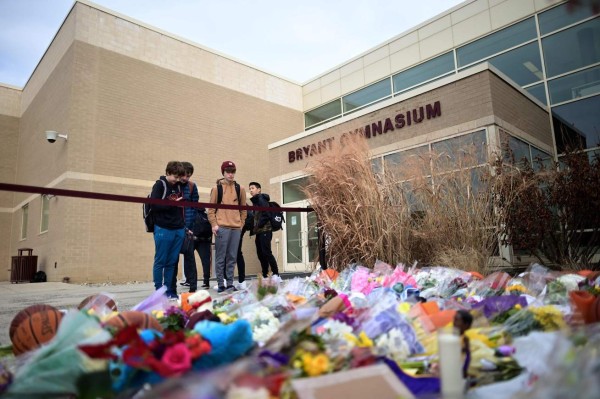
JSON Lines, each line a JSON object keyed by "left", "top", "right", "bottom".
{"left": 272, "top": 274, "right": 283, "bottom": 284}
{"left": 226, "top": 285, "right": 238, "bottom": 292}
{"left": 167, "top": 294, "right": 178, "bottom": 301}
{"left": 237, "top": 281, "right": 248, "bottom": 290}
{"left": 217, "top": 286, "right": 226, "bottom": 293}
{"left": 179, "top": 281, "right": 190, "bottom": 287}
{"left": 201, "top": 283, "right": 210, "bottom": 289}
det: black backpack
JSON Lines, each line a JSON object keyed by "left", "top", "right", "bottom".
{"left": 216, "top": 182, "right": 240, "bottom": 206}
{"left": 143, "top": 179, "right": 167, "bottom": 233}
{"left": 32, "top": 270, "right": 47, "bottom": 283}
{"left": 268, "top": 201, "right": 285, "bottom": 232}
{"left": 193, "top": 209, "right": 212, "bottom": 239}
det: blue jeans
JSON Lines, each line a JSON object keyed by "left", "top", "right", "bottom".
{"left": 153, "top": 225, "right": 185, "bottom": 297}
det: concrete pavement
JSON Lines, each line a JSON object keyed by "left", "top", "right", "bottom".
{"left": 0, "top": 272, "right": 310, "bottom": 349}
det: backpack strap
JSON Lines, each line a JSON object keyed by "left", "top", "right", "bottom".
{"left": 217, "top": 182, "right": 240, "bottom": 204}
{"left": 157, "top": 179, "right": 167, "bottom": 199}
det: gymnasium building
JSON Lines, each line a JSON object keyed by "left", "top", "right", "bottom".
{"left": 0, "top": 0, "right": 597, "bottom": 282}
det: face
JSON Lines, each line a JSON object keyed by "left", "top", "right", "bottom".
{"left": 180, "top": 173, "right": 191, "bottom": 184}
{"left": 165, "top": 174, "right": 181, "bottom": 184}
{"left": 223, "top": 168, "right": 236, "bottom": 182}
{"left": 249, "top": 184, "right": 261, "bottom": 197}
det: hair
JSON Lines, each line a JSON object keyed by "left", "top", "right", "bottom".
{"left": 249, "top": 181, "right": 261, "bottom": 189}
{"left": 165, "top": 161, "right": 185, "bottom": 177}
{"left": 181, "top": 161, "right": 194, "bottom": 176}
{"left": 455, "top": 309, "right": 473, "bottom": 328}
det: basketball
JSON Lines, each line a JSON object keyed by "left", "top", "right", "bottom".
{"left": 105, "top": 310, "right": 163, "bottom": 332}
{"left": 77, "top": 294, "right": 118, "bottom": 312}
{"left": 10, "top": 304, "right": 63, "bottom": 356}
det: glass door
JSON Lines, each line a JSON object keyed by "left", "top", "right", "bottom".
{"left": 284, "top": 200, "right": 320, "bottom": 272}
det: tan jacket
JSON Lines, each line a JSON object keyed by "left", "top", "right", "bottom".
{"left": 207, "top": 178, "right": 247, "bottom": 230}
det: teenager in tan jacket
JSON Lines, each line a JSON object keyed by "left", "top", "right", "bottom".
{"left": 207, "top": 161, "right": 247, "bottom": 293}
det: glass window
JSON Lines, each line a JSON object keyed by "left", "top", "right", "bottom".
{"left": 548, "top": 65, "right": 600, "bottom": 104}
{"left": 371, "top": 157, "right": 383, "bottom": 175}
{"left": 283, "top": 177, "right": 310, "bottom": 203}
{"left": 484, "top": 42, "right": 544, "bottom": 86}
{"left": 525, "top": 83, "right": 548, "bottom": 105}
{"left": 21, "top": 204, "right": 28, "bottom": 240}
{"left": 392, "top": 52, "right": 455, "bottom": 94}
{"left": 40, "top": 195, "right": 50, "bottom": 233}
{"left": 531, "top": 147, "right": 553, "bottom": 171}
{"left": 552, "top": 94, "right": 600, "bottom": 152}
{"left": 304, "top": 99, "right": 342, "bottom": 129}
{"left": 343, "top": 79, "right": 391, "bottom": 113}
{"left": 501, "top": 134, "right": 531, "bottom": 165}
{"left": 539, "top": 3, "right": 598, "bottom": 35}
{"left": 384, "top": 145, "right": 430, "bottom": 180}
{"left": 431, "top": 130, "right": 488, "bottom": 172}
{"left": 542, "top": 18, "right": 600, "bottom": 78}
{"left": 457, "top": 17, "right": 536, "bottom": 67}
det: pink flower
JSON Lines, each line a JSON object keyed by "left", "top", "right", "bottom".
{"left": 161, "top": 343, "right": 192, "bottom": 375}
{"left": 351, "top": 268, "right": 378, "bottom": 295}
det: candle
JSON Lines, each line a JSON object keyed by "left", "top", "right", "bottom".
{"left": 438, "top": 329, "right": 465, "bottom": 399}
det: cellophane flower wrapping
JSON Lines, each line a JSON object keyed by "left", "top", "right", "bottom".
{"left": 4, "top": 310, "right": 111, "bottom": 398}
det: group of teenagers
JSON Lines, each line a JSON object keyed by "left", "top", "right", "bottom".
{"left": 150, "top": 160, "right": 280, "bottom": 299}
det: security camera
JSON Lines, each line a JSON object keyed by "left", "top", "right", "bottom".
{"left": 45, "top": 130, "right": 67, "bottom": 143}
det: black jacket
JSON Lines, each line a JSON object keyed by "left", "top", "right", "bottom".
{"left": 250, "top": 193, "right": 271, "bottom": 234}
{"left": 150, "top": 176, "right": 185, "bottom": 230}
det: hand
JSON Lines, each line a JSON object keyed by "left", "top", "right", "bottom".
{"left": 212, "top": 225, "right": 219, "bottom": 235}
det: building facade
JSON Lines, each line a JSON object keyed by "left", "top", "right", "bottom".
{"left": 0, "top": 0, "right": 597, "bottom": 282}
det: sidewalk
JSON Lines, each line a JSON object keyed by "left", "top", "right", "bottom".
{"left": 0, "top": 272, "right": 310, "bottom": 348}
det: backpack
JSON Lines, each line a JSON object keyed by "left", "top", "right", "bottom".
{"left": 267, "top": 201, "right": 285, "bottom": 232}
{"left": 32, "top": 270, "right": 47, "bottom": 283}
{"left": 216, "top": 182, "right": 240, "bottom": 206}
{"left": 193, "top": 209, "right": 212, "bottom": 239}
{"left": 143, "top": 179, "right": 167, "bottom": 233}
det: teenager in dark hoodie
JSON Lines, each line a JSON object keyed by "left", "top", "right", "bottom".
{"left": 248, "top": 182, "right": 280, "bottom": 279}
{"left": 150, "top": 161, "right": 185, "bottom": 300}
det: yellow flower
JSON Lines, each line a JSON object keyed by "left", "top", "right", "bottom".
{"left": 152, "top": 310, "right": 164, "bottom": 319}
{"left": 514, "top": 304, "right": 522, "bottom": 310}
{"left": 397, "top": 302, "right": 411, "bottom": 314}
{"left": 344, "top": 331, "right": 373, "bottom": 348}
{"left": 302, "top": 353, "right": 330, "bottom": 376}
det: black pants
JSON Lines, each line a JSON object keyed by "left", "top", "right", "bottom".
{"left": 195, "top": 239, "right": 212, "bottom": 286}
{"left": 236, "top": 233, "right": 246, "bottom": 283}
{"left": 255, "top": 231, "right": 279, "bottom": 278}
{"left": 183, "top": 238, "right": 212, "bottom": 290}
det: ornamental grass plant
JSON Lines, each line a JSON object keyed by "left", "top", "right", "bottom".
{"left": 303, "top": 135, "right": 504, "bottom": 274}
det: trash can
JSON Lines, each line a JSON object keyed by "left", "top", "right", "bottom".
{"left": 10, "top": 248, "right": 38, "bottom": 283}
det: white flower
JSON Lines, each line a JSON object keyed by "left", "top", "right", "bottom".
{"left": 374, "top": 328, "right": 410, "bottom": 362}
{"left": 226, "top": 385, "right": 270, "bottom": 399}
{"left": 320, "top": 319, "right": 353, "bottom": 342}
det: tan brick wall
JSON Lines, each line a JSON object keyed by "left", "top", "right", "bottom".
{"left": 8, "top": 38, "right": 303, "bottom": 283}
{"left": 0, "top": 113, "right": 19, "bottom": 278}
{"left": 488, "top": 73, "right": 553, "bottom": 149}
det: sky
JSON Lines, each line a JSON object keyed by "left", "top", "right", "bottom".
{"left": 0, "top": 0, "right": 466, "bottom": 87}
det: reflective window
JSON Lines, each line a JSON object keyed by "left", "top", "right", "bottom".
{"left": 502, "top": 133, "right": 531, "bottom": 165}
{"left": 40, "top": 195, "right": 50, "bottom": 233}
{"left": 21, "top": 204, "right": 28, "bottom": 240}
{"left": 484, "top": 42, "right": 543, "bottom": 86}
{"left": 531, "top": 147, "right": 553, "bottom": 171}
{"left": 431, "top": 130, "right": 487, "bottom": 172}
{"left": 283, "top": 176, "right": 310, "bottom": 203}
{"left": 552, "top": 94, "right": 600, "bottom": 152}
{"left": 525, "top": 83, "right": 548, "bottom": 105}
{"left": 384, "top": 145, "right": 429, "bottom": 180}
{"left": 539, "top": 3, "right": 598, "bottom": 35}
{"left": 457, "top": 18, "right": 536, "bottom": 67}
{"left": 343, "top": 79, "right": 391, "bottom": 114}
{"left": 392, "top": 52, "right": 455, "bottom": 94}
{"left": 305, "top": 99, "right": 342, "bottom": 129}
{"left": 371, "top": 157, "right": 383, "bottom": 175}
{"left": 548, "top": 65, "right": 600, "bottom": 104}
{"left": 542, "top": 18, "right": 600, "bottom": 78}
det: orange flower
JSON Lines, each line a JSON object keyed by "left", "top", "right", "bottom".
{"left": 185, "top": 334, "right": 211, "bottom": 359}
